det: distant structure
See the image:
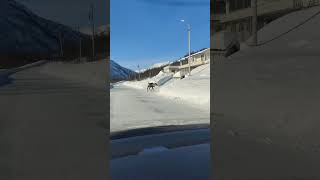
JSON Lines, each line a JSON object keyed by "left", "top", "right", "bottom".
{"left": 163, "top": 48, "right": 210, "bottom": 77}
{"left": 133, "top": 48, "right": 210, "bottom": 81}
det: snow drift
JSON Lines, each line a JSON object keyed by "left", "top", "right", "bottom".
{"left": 40, "top": 60, "right": 108, "bottom": 88}
{"left": 40, "top": 59, "right": 136, "bottom": 88}
{"left": 121, "top": 63, "right": 210, "bottom": 110}
{"left": 158, "top": 64, "right": 210, "bottom": 110}
{"left": 215, "top": 5, "right": 320, "bottom": 148}
{"left": 212, "top": 31, "right": 240, "bottom": 56}
{"left": 121, "top": 70, "right": 174, "bottom": 89}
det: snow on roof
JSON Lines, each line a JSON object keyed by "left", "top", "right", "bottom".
{"left": 176, "top": 48, "right": 210, "bottom": 62}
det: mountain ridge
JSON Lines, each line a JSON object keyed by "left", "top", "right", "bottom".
{"left": 110, "top": 60, "right": 136, "bottom": 80}
{"left": 0, "top": 0, "right": 89, "bottom": 54}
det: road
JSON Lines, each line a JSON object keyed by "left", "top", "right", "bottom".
{"left": 110, "top": 85, "right": 210, "bottom": 133}
{"left": 0, "top": 66, "right": 108, "bottom": 180}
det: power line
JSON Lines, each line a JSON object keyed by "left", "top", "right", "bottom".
{"left": 247, "top": 7, "right": 320, "bottom": 47}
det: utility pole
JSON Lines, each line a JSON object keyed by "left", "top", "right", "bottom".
{"left": 89, "top": 3, "right": 95, "bottom": 61}
{"left": 77, "top": 26, "right": 82, "bottom": 62}
{"left": 252, "top": 0, "right": 258, "bottom": 46}
{"left": 187, "top": 23, "right": 191, "bottom": 76}
{"left": 137, "top": 65, "right": 141, "bottom": 81}
{"left": 180, "top": 19, "right": 192, "bottom": 75}
{"left": 59, "top": 32, "right": 64, "bottom": 58}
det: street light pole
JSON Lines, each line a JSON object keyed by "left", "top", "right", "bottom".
{"left": 187, "top": 23, "right": 191, "bottom": 76}
{"left": 77, "top": 26, "right": 82, "bottom": 62}
{"left": 89, "top": 4, "right": 95, "bottom": 61}
{"left": 181, "top": 19, "right": 192, "bottom": 76}
{"left": 252, "top": 0, "right": 258, "bottom": 46}
{"left": 59, "top": 32, "right": 64, "bottom": 58}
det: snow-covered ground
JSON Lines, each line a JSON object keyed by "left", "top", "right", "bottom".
{"left": 121, "top": 70, "right": 174, "bottom": 89}
{"left": 158, "top": 64, "right": 210, "bottom": 110}
{"left": 214, "top": 5, "right": 320, "bottom": 151}
{"left": 110, "top": 85, "right": 209, "bottom": 133}
{"left": 208, "top": 7, "right": 320, "bottom": 179}
{"left": 40, "top": 60, "right": 107, "bottom": 88}
{"left": 111, "top": 62, "right": 210, "bottom": 132}
{"left": 120, "top": 63, "right": 210, "bottom": 111}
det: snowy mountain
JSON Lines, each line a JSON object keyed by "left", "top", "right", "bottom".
{"left": 135, "top": 69, "right": 147, "bottom": 73}
{"left": 132, "top": 61, "right": 170, "bottom": 73}
{"left": 0, "top": 0, "right": 89, "bottom": 54}
{"left": 150, "top": 61, "right": 171, "bottom": 68}
{"left": 110, "top": 60, "right": 136, "bottom": 80}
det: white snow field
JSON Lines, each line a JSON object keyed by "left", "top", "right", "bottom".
{"left": 120, "top": 63, "right": 210, "bottom": 111}
{"left": 111, "top": 62, "right": 210, "bottom": 132}
{"left": 110, "top": 85, "right": 209, "bottom": 133}
{"left": 214, "top": 5, "right": 320, "bottom": 151}
{"left": 158, "top": 64, "right": 210, "bottom": 111}
{"left": 39, "top": 59, "right": 210, "bottom": 133}
{"left": 121, "top": 70, "right": 174, "bottom": 89}
{"left": 209, "top": 7, "right": 320, "bottom": 180}
{"left": 40, "top": 60, "right": 108, "bottom": 88}
{"left": 41, "top": 59, "right": 135, "bottom": 89}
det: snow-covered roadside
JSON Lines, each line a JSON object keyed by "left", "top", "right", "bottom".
{"left": 110, "top": 85, "right": 209, "bottom": 133}
{"left": 120, "top": 63, "right": 210, "bottom": 111}
{"left": 214, "top": 5, "right": 320, "bottom": 150}
{"left": 121, "top": 70, "right": 174, "bottom": 89}
{"left": 1, "top": 60, "right": 48, "bottom": 86}
{"left": 40, "top": 60, "right": 107, "bottom": 88}
{"left": 158, "top": 64, "right": 210, "bottom": 111}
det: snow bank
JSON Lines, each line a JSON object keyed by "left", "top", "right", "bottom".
{"left": 120, "top": 63, "right": 210, "bottom": 111}
{"left": 158, "top": 64, "right": 210, "bottom": 111}
{"left": 212, "top": 31, "right": 238, "bottom": 50}
{"left": 215, "top": 6, "right": 320, "bottom": 147}
{"left": 121, "top": 80, "right": 145, "bottom": 89}
{"left": 238, "top": 5, "right": 320, "bottom": 58}
{"left": 122, "top": 70, "right": 174, "bottom": 89}
{"left": 153, "top": 71, "right": 173, "bottom": 85}
{"left": 40, "top": 60, "right": 107, "bottom": 88}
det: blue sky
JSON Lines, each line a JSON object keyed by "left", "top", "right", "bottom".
{"left": 111, "top": 0, "right": 210, "bottom": 70}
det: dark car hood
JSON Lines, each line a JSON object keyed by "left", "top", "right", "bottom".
{"left": 110, "top": 126, "right": 211, "bottom": 180}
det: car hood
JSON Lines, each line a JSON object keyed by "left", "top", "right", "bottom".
{"left": 110, "top": 127, "right": 211, "bottom": 180}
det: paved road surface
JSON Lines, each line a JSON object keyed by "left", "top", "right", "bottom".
{"left": 0, "top": 66, "right": 108, "bottom": 180}
{"left": 110, "top": 85, "right": 210, "bottom": 133}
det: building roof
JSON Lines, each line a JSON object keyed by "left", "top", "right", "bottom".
{"left": 176, "top": 48, "right": 210, "bottom": 62}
